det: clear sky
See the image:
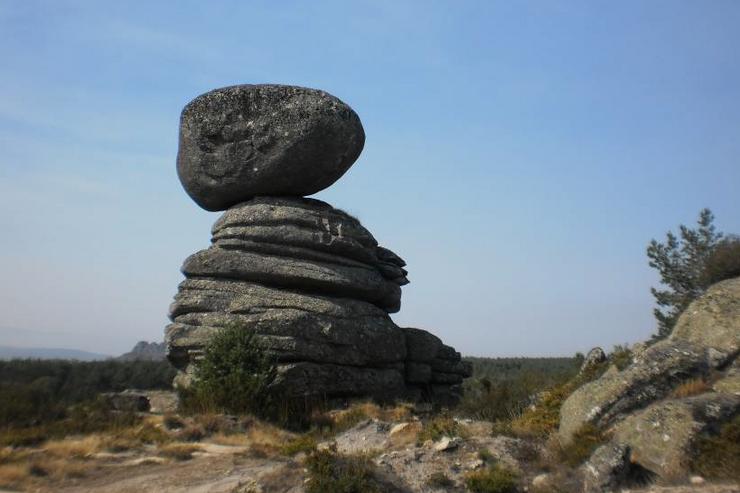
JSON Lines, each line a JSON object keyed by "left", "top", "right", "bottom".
{"left": 1, "top": 1, "right": 738, "bottom": 356}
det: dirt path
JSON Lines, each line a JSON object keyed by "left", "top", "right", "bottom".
{"left": 54, "top": 454, "right": 303, "bottom": 493}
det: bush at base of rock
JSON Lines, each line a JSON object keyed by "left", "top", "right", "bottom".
{"left": 179, "top": 324, "right": 276, "bottom": 419}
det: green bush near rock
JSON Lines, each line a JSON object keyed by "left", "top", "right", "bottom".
{"left": 180, "top": 324, "right": 277, "bottom": 418}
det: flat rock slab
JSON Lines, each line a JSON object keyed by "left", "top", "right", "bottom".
{"left": 177, "top": 84, "right": 365, "bottom": 211}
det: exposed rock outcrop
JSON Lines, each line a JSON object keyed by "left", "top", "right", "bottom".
{"left": 165, "top": 84, "right": 470, "bottom": 404}
{"left": 610, "top": 392, "right": 739, "bottom": 479}
{"left": 580, "top": 346, "right": 606, "bottom": 373}
{"left": 560, "top": 277, "right": 740, "bottom": 488}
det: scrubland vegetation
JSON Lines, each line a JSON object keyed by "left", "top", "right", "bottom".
{"left": 0, "top": 339, "right": 736, "bottom": 491}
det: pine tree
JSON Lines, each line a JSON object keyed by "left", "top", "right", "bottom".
{"left": 647, "top": 208, "right": 723, "bottom": 340}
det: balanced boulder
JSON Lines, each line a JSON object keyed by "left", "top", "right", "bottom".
{"left": 165, "top": 85, "right": 470, "bottom": 404}
{"left": 177, "top": 85, "right": 365, "bottom": 211}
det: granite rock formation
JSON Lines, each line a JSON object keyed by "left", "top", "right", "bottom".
{"left": 559, "top": 277, "right": 740, "bottom": 490}
{"left": 165, "top": 84, "right": 470, "bottom": 404}
{"left": 177, "top": 85, "right": 365, "bottom": 211}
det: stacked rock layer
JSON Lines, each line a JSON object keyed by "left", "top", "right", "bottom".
{"left": 166, "top": 84, "right": 471, "bottom": 404}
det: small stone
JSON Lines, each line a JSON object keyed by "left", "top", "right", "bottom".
{"left": 466, "top": 459, "right": 485, "bottom": 470}
{"left": 389, "top": 422, "right": 412, "bottom": 435}
{"left": 580, "top": 347, "right": 606, "bottom": 372}
{"left": 690, "top": 475, "right": 705, "bottom": 485}
{"left": 433, "top": 436, "right": 463, "bottom": 452}
{"left": 316, "top": 441, "right": 336, "bottom": 452}
{"left": 531, "top": 473, "right": 550, "bottom": 489}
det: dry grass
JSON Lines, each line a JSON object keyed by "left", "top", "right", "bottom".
{"left": 210, "top": 432, "right": 251, "bottom": 446}
{"left": 417, "top": 415, "right": 468, "bottom": 444}
{"left": 258, "top": 463, "right": 306, "bottom": 492}
{"left": 280, "top": 434, "right": 317, "bottom": 456}
{"left": 105, "top": 436, "right": 139, "bottom": 452}
{"left": 319, "top": 401, "right": 413, "bottom": 433}
{"left": 178, "top": 424, "right": 206, "bottom": 442}
{"left": 31, "top": 458, "right": 90, "bottom": 480}
{"left": 118, "top": 421, "right": 172, "bottom": 445}
{"left": 194, "top": 413, "right": 235, "bottom": 434}
{"left": 158, "top": 443, "right": 201, "bottom": 461}
{"left": 670, "top": 378, "right": 710, "bottom": 399}
{"left": 243, "top": 424, "right": 292, "bottom": 457}
{"left": 556, "top": 423, "right": 606, "bottom": 467}
{"left": 0, "top": 463, "right": 28, "bottom": 489}
{"left": 43, "top": 435, "right": 105, "bottom": 459}
{"left": 388, "top": 421, "right": 422, "bottom": 449}
{"left": 692, "top": 414, "right": 740, "bottom": 481}
{"left": 0, "top": 457, "right": 92, "bottom": 489}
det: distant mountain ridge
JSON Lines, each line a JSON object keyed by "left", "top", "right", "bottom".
{"left": 0, "top": 345, "right": 110, "bottom": 361}
{"left": 117, "top": 341, "right": 166, "bottom": 361}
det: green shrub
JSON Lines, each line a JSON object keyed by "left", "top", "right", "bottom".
{"left": 183, "top": 324, "right": 276, "bottom": 418}
{"left": 304, "top": 449, "right": 381, "bottom": 493}
{"left": 464, "top": 464, "right": 518, "bottom": 493}
{"left": 691, "top": 414, "right": 740, "bottom": 481}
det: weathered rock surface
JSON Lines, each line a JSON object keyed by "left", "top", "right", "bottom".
{"left": 166, "top": 197, "right": 468, "bottom": 403}
{"left": 560, "top": 277, "right": 740, "bottom": 490}
{"left": 670, "top": 276, "right": 740, "bottom": 357}
{"left": 611, "top": 392, "right": 740, "bottom": 479}
{"left": 194, "top": 196, "right": 405, "bottom": 311}
{"left": 559, "top": 277, "right": 740, "bottom": 444}
{"left": 580, "top": 346, "right": 606, "bottom": 373}
{"left": 177, "top": 85, "right": 365, "bottom": 211}
{"left": 559, "top": 339, "right": 712, "bottom": 442}
{"left": 581, "top": 443, "right": 633, "bottom": 493}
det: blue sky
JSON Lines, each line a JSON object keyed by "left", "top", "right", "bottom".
{"left": 1, "top": 1, "right": 738, "bottom": 356}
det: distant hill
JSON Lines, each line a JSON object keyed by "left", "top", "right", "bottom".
{"left": 117, "top": 341, "right": 166, "bottom": 361}
{"left": 0, "top": 345, "right": 110, "bottom": 361}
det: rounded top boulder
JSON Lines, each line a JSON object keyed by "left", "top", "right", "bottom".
{"left": 177, "top": 84, "right": 365, "bottom": 211}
